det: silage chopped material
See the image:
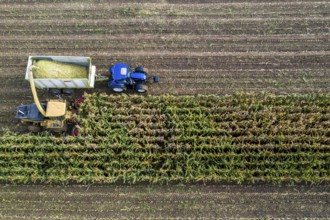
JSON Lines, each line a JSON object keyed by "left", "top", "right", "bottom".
{"left": 32, "top": 60, "right": 87, "bottom": 79}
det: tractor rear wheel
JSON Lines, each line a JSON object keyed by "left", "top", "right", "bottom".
{"left": 135, "top": 66, "right": 144, "bottom": 73}
{"left": 28, "top": 125, "right": 41, "bottom": 133}
{"left": 135, "top": 84, "right": 148, "bottom": 93}
{"left": 135, "top": 66, "right": 148, "bottom": 74}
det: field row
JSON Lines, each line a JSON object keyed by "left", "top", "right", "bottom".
{"left": 1, "top": 53, "right": 329, "bottom": 69}
{"left": 1, "top": 20, "right": 328, "bottom": 36}
{"left": 0, "top": 2, "right": 328, "bottom": 19}
{"left": 1, "top": 37, "right": 329, "bottom": 52}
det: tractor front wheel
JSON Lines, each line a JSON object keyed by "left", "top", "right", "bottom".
{"left": 135, "top": 84, "right": 148, "bottom": 93}
{"left": 153, "top": 76, "right": 160, "bottom": 83}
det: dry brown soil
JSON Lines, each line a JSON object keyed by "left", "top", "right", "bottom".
{"left": 0, "top": 184, "right": 329, "bottom": 219}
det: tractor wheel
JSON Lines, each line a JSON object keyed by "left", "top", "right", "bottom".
{"left": 71, "top": 125, "right": 80, "bottom": 136}
{"left": 28, "top": 125, "right": 41, "bottom": 133}
{"left": 153, "top": 76, "right": 160, "bottom": 83}
{"left": 135, "top": 84, "right": 148, "bottom": 93}
{"left": 112, "top": 87, "right": 125, "bottom": 93}
{"left": 135, "top": 66, "right": 144, "bottom": 73}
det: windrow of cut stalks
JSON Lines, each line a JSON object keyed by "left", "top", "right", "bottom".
{"left": 0, "top": 93, "right": 329, "bottom": 184}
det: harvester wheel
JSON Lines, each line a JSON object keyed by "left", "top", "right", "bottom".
{"left": 135, "top": 84, "right": 148, "bottom": 93}
{"left": 28, "top": 125, "right": 41, "bottom": 133}
{"left": 73, "top": 96, "right": 85, "bottom": 110}
{"left": 71, "top": 125, "right": 80, "bottom": 136}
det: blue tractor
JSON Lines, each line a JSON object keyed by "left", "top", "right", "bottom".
{"left": 108, "top": 63, "right": 159, "bottom": 93}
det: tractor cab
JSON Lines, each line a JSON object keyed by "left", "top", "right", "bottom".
{"left": 110, "top": 62, "right": 147, "bottom": 83}
{"left": 111, "top": 63, "right": 130, "bottom": 81}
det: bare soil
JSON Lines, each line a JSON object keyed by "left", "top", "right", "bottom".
{"left": 0, "top": 184, "right": 329, "bottom": 219}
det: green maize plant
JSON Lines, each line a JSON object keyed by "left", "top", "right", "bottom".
{"left": 0, "top": 93, "right": 329, "bottom": 184}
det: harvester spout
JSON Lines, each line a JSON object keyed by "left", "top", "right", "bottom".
{"left": 29, "top": 66, "right": 46, "bottom": 117}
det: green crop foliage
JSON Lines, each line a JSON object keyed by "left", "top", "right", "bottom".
{"left": 0, "top": 93, "right": 329, "bottom": 184}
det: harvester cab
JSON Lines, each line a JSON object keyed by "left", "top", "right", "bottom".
{"left": 43, "top": 100, "right": 71, "bottom": 130}
{"left": 108, "top": 62, "right": 159, "bottom": 93}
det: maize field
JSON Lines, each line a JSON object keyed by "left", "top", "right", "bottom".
{"left": 0, "top": 0, "right": 329, "bottom": 218}
{"left": 1, "top": 93, "right": 329, "bottom": 184}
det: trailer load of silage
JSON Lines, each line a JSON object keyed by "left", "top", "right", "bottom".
{"left": 32, "top": 60, "right": 87, "bottom": 79}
